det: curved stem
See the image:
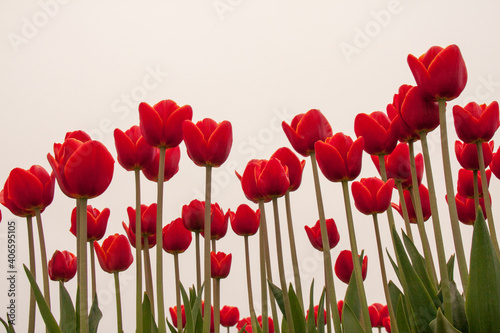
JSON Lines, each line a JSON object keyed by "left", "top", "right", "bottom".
{"left": 156, "top": 146, "right": 167, "bottom": 333}
{"left": 174, "top": 253, "right": 182, "bottom": 333}
{"left": 258, "top": 200, "right": 269, "bottom": 333}
{"left": 203, "top": 165, "right": 213, "bottom": 332}
{"left": 134, "top": 169, "right": 143, "bottom": 332}
{"left": 26, "top": 216, "right": 36, "bottom": 333}
{"left": 89, "top": 240, "right": 96, "bottom": 302}
{"left": 195, "top": 232, "right": 201, "bottom": 292}
{"left": 77, "top": 197, "right": 89, "bottom": 333}
{"left": 143, "top": 237, "right": 154, "bottom": 314}
{"left": 396, "top": 181, "right": 414, "bottom": 242}
{"left": 244, "top": 236, "right": 259, "bottom": 328}
{"left": 34, "top": 208, "right": 50, "bottom": 309}
{"left": 114, "top": 272, "right": 123, "bottom": 333}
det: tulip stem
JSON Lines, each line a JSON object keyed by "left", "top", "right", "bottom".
{"left": 309, "top": 152, "right": 342, "bottom": 333}
{"left": 114, "top": 272, "right": 123, "bottom": 333}
{"left": 438, "top": 99, "right": 468, "bottom": 294}
{"left": 26, "top": 216, "right": 36, "bottom": 333}
{"left": 34, "top": 208, "right": 50, "bottom": 310}
{"left": 174, "top": 253, "right": 183, "bottom": 333}
{"left": 89, "top": 240, "right": 97, "bottom": 302}
{"left": 214, "top": 278, "right": 221, "bottom": 333}
{"left": 77, "top": 198, "right": 89, "bottom": 333}
{"left": 284, "top": 191, "right": 304, "bottom": 310}
{"left": 134, "top": 169, "right": 143, "bottom": 332}
{"left": 156, "top": 146, "right": 167, "bottom": 333}
{"left": 473, "top": 170, "right": 480, "bottom": 218}
{"left": 395, "top": 181, "right": 414, "bottom": 242}
{"left": 203, "top": 165, "right": 213, "bottom": 333}
{"left": 258, "top": 200, "right": 269, "bottom": 333}
{"left": 324, "top": 267, "right": 332, "bottom": 333}
{"left": 195, "top": 232, "right": 201, "bottom": 292}
{"left": 143, "top": 237, "right": 155, "bottom": 314}
{"left": 244, "top": 235, "right": 259, "bottom": 330}
{"left": 340, "top": 180, "right": 372, "bottom": 333}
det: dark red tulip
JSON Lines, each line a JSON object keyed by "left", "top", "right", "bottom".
{"left": 142, "top": 147, "right": 180, "bottom": 182}
{"left": 453, "top": 101, "right": 500, "bottom": 143}
{"left": 256, "top": 158, "right": 290, "bottom": 198}
{"left": 270, "top": 147, "right": 305, "bottom": 191}
{"left": 0, "top": 210, "right": 2, "bottom": 223}
{"left": 169, "top": 305, "right": 186, "bottom": 328}
{"left": 237, "top": 316, "right": 274, "bottom": 333}
{"left": 457, "top": 168, "right": 491, "bottom": 199}
{"left": 351, "top": 177, "right": 395, "bottom": 215}
{"left": 122, "top": 222, "right": 156, "bottom": 249}
{"left": 282, "top": 109, "right": 333, "bottom": 157}
{"left": 452, "top": 193, "right": 487, "bottom": 225}
{"left": 139, "top": 99, "right": 193, "bottom": 148}
{"left": 0, "top": 165, "right": 55, "bottom": 217}
{"left": 127, "top": 204, "right": 157, "bottom": 236}
{"left": 47, "top": 133, "right": 114, "bottom": 199}
{"left": 304, "top": 219, "right": 340, "bottom": 251}
{"left": 114, "top": 125, "right": 155, "bottom": 171}
{"left": 490, "top": 146, "right": 500, "bottom": 180}
{"left": 306, "top": 305, "right": 327, "bottom": 326}
{"left": 400, "top": 86, "right": 440, "bottom": 135}
{"left": 383, "top": 317, "right": 392, "bottom": 333}
{"left": 181, "top": 199, "right": 205, "bottom": 232}
{"left": 201, "top": 203, "right": 229, "bottom": 241}
{"left": 183, "top": 118, "right": 233, "bottom": 167}
{"left": 407, "top": 44, "right": 467, "bottom": 101}
{"left": 211, "top": 251, "right": 232, "bottom": 279}
{"left": 48, "top": 250, "right": 77, "bottom": 282}
{"left": 392, "top": 184, "right": 431, "bottom": 223}
{"left": 70, "top": 205, "right": 110, "bottom": 241}
{"left": 334, "top": 250, "right": 368, "bottom": 284}
{"left": 337, "top": 300, "right": 344, "bottom": 320}
{"left": 354, "top": 112, "right": 398, "bottom": 156}
{"left": 369, "top": 303, "right": 388, "bottom": 327}
{"left": 237, "top": 159, "right": 271, "bottom": 203}
{"left": 220, "top": 306, "right": 240, "bottom": 328}
{"left": 315, "top": 133, "right": 364, "bottom": 182}
{"left": 229, "top": 204, "right": 260, "bottom": 236}
{"left": 455, "top": 141, "right": 494, "bottom": 171}
{"left": 162, "top": 218, "right": 192, "bottom": 254}
{"left": 387, "top": 84, "right": 421, "bottom": 142}
{"left": 94, "top": 234, "right": 133, "bottom": 273}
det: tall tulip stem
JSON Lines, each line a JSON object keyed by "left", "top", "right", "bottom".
{"left": 395, "top": 182, "right": 414, "bottom": 242}
{"left": 26, "top": 216, "right": 36, "bottom": 333}
{"left": 377, "top": 156, "right": 396, "bottom": 231}
{"left": 134, "top": 169, "right": 143, "bottom": 332}
{"left": 244, "top": 235, "right": 259, "bottom": 329}
{"left": 156, "top": 146, "right": 167, "bottom": 333}
{"left": 257, "top": 200, "right": 269, "bottom": 333}
{"left": 114, "top": 272, "right": 123, "bottom": 333}
{"left": 174, "top": 253, "right": 183, "bottom": 333}
{"left": 203, "top": 165, "right": 213, "bottom": 332}
{"left": 34, "top": 208, "right": 50, "bottom": 309}
{"left": 473, "top": 171, "right": 480, "bottom": 216}
{"left": 77, "top": 197, "right": 89, "bottom": 333}
{"left": 195, "top": 232, "right": 201, "bottom": 292}
{"left": 89, "top": 240, "right": 97, "bottom": 301}
{"left": 143, "top": 237, "right": 154, "bottom": 314}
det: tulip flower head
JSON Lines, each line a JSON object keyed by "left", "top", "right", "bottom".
{"left": 256, "top": 158, "right": 290, "bottom": 198}
{"left": 452, "top": 193, "right": 487, "bottom": 225}
{"left": 229, "top": 204, "right": 260, "bottom": 236}
{"left": 113, "top": 125, "right": 155, "bottom": 171}
{"left": 142, "top": 147, "right": 180, "bottom": 182}
{"left": 369, "top": 303, "right": 389, "bottom": 328}
{"left": 304, "top": 218, "right": 340, "bottom": 251}
{"left": 162, "top": 218, "right": 192, "bottom": 254}
{"left": 70, "top": 205, "right": 110, "bottom": 242}
{"left": 455, "top": 140, "right": 494, "bottom": 171}
{"left": 306, "top": 305, "right": 327, "bottom": 326}
{"left": 490, "top": 146, "right": 500, "bottom": 180}
{"left": 354, "top": 111, "right": 398, "bottom": 156}
{"left": 392, "top": 184, "right": 432, "bottom": 223}
{"left": 237, "top": 159, "right": 271, "bottom": 203}
{"left": 201, "top": 203, "right": 229, "bottom": 241}
{"left": 351, "top": 177, "right": 395, "bottom": 215}
{"left": 457, "top": 168, "right": 491, "bottom": 199}
{"left": 123, "top": 204, "right": 157, "bottom": 248}
{"left": 237, "top": 316, "right": 274, "bottom": 333}
{"left": 220, "top": 306, "right": 240, "bottom": 328}
{"left": 453, "top": 101, "right": 500, "bottom": 143}
{"left": 181, "top": 199, "right": 205, "bottom": 232}
{"left": 386, "top": 84, "right": 421, "bottom": 143}
{"left": 122, "top": 222, "right": 156, "bottom": 249}
{"left": 48, "top": 250, "right": 77, "bottom": 282}
{"left": 270, "top": 147, "right": 306, "bottom": 192}
{"left": 399, "top": 86, "right": 440, "bottom": 135}
{"left": 169, "top": 305, "right": 186, "bottom": 328}
{"left": 334, "top": 250, "right": 368, "bottom": 284}
{"left": 211, "top": 251, "right": 232, "bottom": 279}
{"left": 94, "top": 234, "right": 134, "bottom": 273}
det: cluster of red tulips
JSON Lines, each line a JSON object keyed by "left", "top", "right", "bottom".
{"left": 1, "top": 43, "right": 500, "bottom": 333}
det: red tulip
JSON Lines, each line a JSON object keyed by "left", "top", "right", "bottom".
{"left": 113, "top": 125, "right": 155, "bottom": 171}
{"left": 162, "top": 218, "right": 192, "bottom": 254}
{"left": 237, "top": 316, "right": 274, "bottom": 333}
{"left": 282, "top": 109, "right": 333, "bottom": 157}
{"left": 368, "top": 304, "right": 380, "bottom": 327}
{"left": 181, "top": 199, "right": 205, "bottom": 232}
{"left": 337, "top": 300, "right": 344, "bottom": 320}
{"left": 270, "top": 147, "right": 305, "bottom": 191}
{"left": 256, "top": 158, "right": 290, "bottom": 198}
{"left": 48, "top": 250, "right": 77, "bottom": 282}
{"left": 0, "top": 210, "right": 2, "bottom": 223}
{"left": 452, "top": 193, "right": 487, "bottom": 225}
{"left": 142, "top": 147, "right": 180, "bottom": 182}
{"left": 304, "top": 218, "right": 340, "bottom": 251}
{"left": 237, "top": 159, "right": 271, "bottom": 203}
{"left": 127, "top": 204, "right": 157, "bottom": 236}
{"left": 94, "top": 234, "right": 133, "bottom": 273}
{"left": 392, "top": 184, "right": 431, "bottom": 223}
{"left": 183, "top": 118, "right": 233, "bottom": 167}
{"left": 306, "top": 305, "right": 327, "bottom": 326}
{"left": 407, "top": 44, "right": 467, "bottom": 101}
{"left": 169, "top": 305, "right": 186, "bottom": 328}
{"left": 369, "top": 303, "right": 389, "bottom": 327}
{"left": 386, "top": 84, "right": 422, "bottom": 142}
{"left": 457, "top": 168, "right": 491, "bottom": 199}
{"left": 453, "top": 101, "right": 500, "bottom": 143}
{"left": 70, "top": 205, "right": 110, "bottom": 241}
{"left": 229, "top": 204, "right": 260, "bottom": 236}
{"left": 211, "top": 251, "right": 232, "bottom": 279}
{"left": 47, "top": 133, "right": 114, "bottom": 199}
{"left": 0, "top": 165, "right": 55, "bottom": 217}
{"left": 220, "top": 306, "right": 240, "bottom": 327}
{"left": 455, "top": 141, "right": 494, "bottom": 170}
{"left": 201, "top": 302, "right": 215, "bottom": 333}
{"left": 139, "top": 99, "right": 193, "bottom": 148}
{"left": 315, "top": 133, "right": 364, "bottom": 182}
{"left": 491, "top": 146, "right": 500, "bottom": 180}
{"left": 383, "top": 317, "right": 392, "bottom": 333}
{"left": 354, "top": 111, "right": 398, "bottom": 155}
{"left": 201, "top": 203, "right": 229, "bottom": 241}
{"left": 351, "top": 177, "right": 395, "bottom": 215}
{"left": 400, "top": 86, "right": 440, "bottom": 135}
{"left": 334, "top": 250, "right": 368, "bottom": 284}
{"left": 122, "top": 222, "right": 156, "bottom": 249}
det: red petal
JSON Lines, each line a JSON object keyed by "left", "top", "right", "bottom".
{"left": 183, "top": 120, "right": 208, "bottom": 166}
{"left": 207, "top": 121, "right": 233, "bottom": 167}
{"left": 315, "top": 141, "right": 347, "bottom": 182}
{"left": 139, "top": 102, "right": 163, "bottom": 147}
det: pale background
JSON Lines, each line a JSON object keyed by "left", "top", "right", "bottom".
{"left": 1, "top": 0, "right": 500, "bottom": 331}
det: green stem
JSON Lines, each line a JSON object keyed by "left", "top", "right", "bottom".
{"left": 114, "top": 272, "right": 123, "bottom": 333}
{"left": 244, "top": 236, "right": 259, "bottom": 329}
{"left": 90, "top": 240, "right": 96, "bottom": 302}
{"left": 438, "top": 99, "right": 469, "bottom": 294}
{"left": 396, "top": 181, "right": 414, "bottom": 242}
{"left": 214, "top": 278, "right": 221, "bottom": 333}
{"left": 156, "top": 146, "right": 167, "bottom": 333}
{"left": 174, "top": 253, "right": 183, "bottom": 333}
{"left": 377, "top": 156, "right": 396, "bottom": 231}
{"left": 195, "top": 232, "right": 201, "bottom": 292}
{"left": 324, "top": 268, "right": 332, "bottom": 333}
{"left": 258, "top": 200, "right": 269, "bottom": 333}
{"left": 135, "top": 169, "right": 143, "bottom": 332}
{"left": 473, "top": 170, "right": 480, "bottom": 218}
{"left": 77, "top": 198, "right": 89, "bottom": 333}
{"left": 203, "top": 165, "right": 213, "bottom": 332}
{"left": 34, "top": 208, "right": 50, "bottom": 309}
{"left": 310, "top": 152, "right": 342, "bottom": 333}
{"left": 143, "top": 237, "right": 154, "bottom": 314}
{"left": 26, "top": 216, "right": 36, "bottom": 333}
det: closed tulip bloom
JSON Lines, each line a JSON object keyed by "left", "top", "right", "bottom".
{"left": 169, "top": 306, "right": 186, "bottom": 328}
{"left": 139, "top": 99, "right": 193, "bottom": 148}
{"left": 270, "top": 147, "right": 305, "bottom": 191}
{"left": 383, "top": 317, "right": 392, "bottom": 333}
{"left": 386, "top": 84, "right": 420, "bottom": 142}
{"left": 370, "top": 303, "right": 389, "bottom": 328}
{"left": 142, "top": 147, "right": 180, "bottom": 182}
{"left": 306, "top": 305, "right": 327, "bottom": 326}
{"left": 457, "top": 168, "right": 491, "bottom": 199}
{"left": 315, "top": 133, "right": 364, "bottom": 182}
{"left": 127, "top": 204, "right": 157, "bottom": 236}
{"left": 452, "top": 193, "right": 487, "bottom": 225}
{"left": 282, "top": 109, "right": 333, "bottom": 157}
{"left": 114, "top": 125, "right": 155, "bottom": 171}
{"left": 352, "top": 177, "right": 395, "bottom": 215}
{"left": 490, "top": 146, "right": 500, "bottom": 180}
{"left": 201, "top": 203, "right": 229, "bottom": 240}
{"left": 48, "top": 250, "right": 77, "bottom": 282}
{"left": 354, "top": 111, "right": 398, "bottom": 156}
{"left": 70, "top": 205, "right": 110, "bottom": 241}
{"left": 237, "top": 316, "right": 274, "bottom": 333}
{"left": 400, "top": 86, "right": 440, "bottom": 135}
{"left": 256, "top": 158, "right": 290, "bottom": 198}
{"left": 162, "top": 218, "right": 192, "bottom": 254}
{"left": 220, "top": 306, "right": 240, "bottom": 327}
{"left": 453, "top": 101, "right": 500, "bottom": 143}
{"left": 334, "top": 250, "right": 368, "bottom": 284}
{"left": 368, "top": 305, "right": 380, "bottom": 327}
{"left": 211, "top": 251, "right": 232, "bottom": 279}
{"left": 407, "top": 44, "right": 467, "bottom": 101}
{"left": 229, "top": 204, "right": 260, "bottom": 236}
{"left": 455, "top": 140, "right": 494, "bottom": 170}
{"left": 122, "top": 222, "right": 156, "bottom": 249}
{"left": 94, "top": 234, "right": 133, "bottom": 273}
{"left": 181, "top": 199, "right": 205, "bottom": 232}
{"left": 0, "top": 165, "right": 55, "bottom": 216}
{"left": 392, "top": 184, "right": 431, "bottom": 223}
{"left": 337, "top": 300, "right": 344, "bottom": 320}
{"left": 304, "top": 218, "right": 340, "bottom": 251}
{"left": 183, "top": 118, "right": 233, "bottom": 167}
{"left": 237, "top": 159, "right": 270, "bottom": 203}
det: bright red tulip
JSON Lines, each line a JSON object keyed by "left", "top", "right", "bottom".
{"left": 0, "top": 165, "right": 55, "bottom": 217}
{"left": 400, "top": 86, "right": 440, "bottom": 135}
{"left": 282, "top": 109, "right": 333, "bottom": 157}
{"left": 491, "top": 146, "right": 500, "bottom": 180}
{"left": 70, "top": 205, "right": 110, "bottom": 241}
{"left": 306, "top": 305, "right": 327, "bottom": 326}
{"left": 383, "top": 317, "right": 392, "bottom": 332}
{"left": 256, "top": 158, "right": 290, "bottom": 198}
{"left": 457, "top": 168, "right": 491, "bottom": 199}
{"left": 453, "top": 101, "right": 500, "bottom": 143}
{"left": 455, "top": 140, "right": 494, "bottom": 171}
{"left": 315, "top": 133, "right": 364, "bottom": 182}
{"left": 162, "top": 218, "right": 192, "bottom": 254}
{"left": 94, "top": 234, "right": 133, "bottom": 273}
{"left": 113, "top": 125, "right": 155, "bottom": 171}
{"left": 354, "top": 111, "right": 398, "bottom": 155}
{"left": 211, "top": 251, "right": 232, "bottom": 279}
{"left": 220, "top": 306, "right": 240, "bottom": 328}
{"left": 183, "top": 118, "right": 233, "bottom": 167}
{"left": 407, "top": 44, "right": 467, "bottom": 101}
{"left": 139, "top": 99, "right": 193, "bottom": 148}
{"left": 229, "top": 204, "right": 260, "bottom": 236}
{"left": 368, "top": 304, "right": 380, "bottom": 327}
{"left": 352, "top": 177, "right": 395, "bottom": 215}
{"left": 369, "top": 303, "right": 389, "bottom": 327}
{"left": 127, "top": 204, "right": 157, "bottom": 236}
{"left": 392, "top": 183, "right": 431, "bottom": 223}
{"left": 237, "top": 316, "right": 274, "bottom": 333}
{"left": 201, "top": 203, "right": 229, "bottom": 241}
{"left": 386, "top": 85, "right": 421, "bottom": 143}
{"left": 334, "top": 250, "right": 368, "bottom": 284}
{"left": 181, "top": 199, "right": 205, "bottom": 232}
{"left": 237, "top": 159, "right": 271, "bottom": 203}
{"left": 270, "top": 147, "right": 305, "bottom": 191}
{"left": 169, "top": 305, "right": 186, "bottom": 328}
{"left": 122, "top": 222, "right": 156, "bottom": 249}
{"left": 48, "top": 250, "right": 77, "bottom": 282}
{"left": 452, "top": 193, "right": 487, "bottom": 225}
{"left": 304, "top": 218, "right": 340, "bottom": 251}
{"left": 142, "top": 147, "right": 180, "bottom": 182}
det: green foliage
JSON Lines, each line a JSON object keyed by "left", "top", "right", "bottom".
{"left": 142, "top": 293, "right": 158, "bottom": 333}
{"left": 0, "top": 316, "right": 15, "bottom": 333}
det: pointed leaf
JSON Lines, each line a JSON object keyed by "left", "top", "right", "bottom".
{"left": 180, "top": 283, "right": 195, "bottom": 333}
{"left": 142, "top": 293, "right": 157, "bottom": 333}
{"left": 447, "top": 255, "right": 455, "bottom": 282}
{"left": 88, "top": 294, "right": 102, "bottom": 333}
{"left": 268, "top": 281, "right": 286, "bottom": 317}
{"left": 449, "top": 281, "right": 467, "bottom": 333}
{"left": 166, "top": 321, "right": 177, "bottom": 333}
{"left": 387, "top": 249, "right": 401, "bottom": 282}
{"left": 306, "top": 281, "right": 317, "bottom": 333}
{"left": 59, "top": 282, "right": 76, "bottom": 333}
{"left": 341, "top": 303, "right": 366, "bottom": 333}
{"left": 317, "top": 288, "right": 326, "bottom": 333}
{"left": 429, "top": 309, "right": 462, "bottom": 333}
{"left": 0, "top": 316, "right": 15, "bottom": 333}
{"left": 396, "top": 295, "right": 412, "bottom": 333}
{"left": 289, "top": 284, "right": 306, "bottom": 332}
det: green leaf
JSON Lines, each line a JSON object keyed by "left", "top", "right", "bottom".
{"left": 23, "top": 265, "right": 61, "bottom": 333}
{"left": 447, "top": 255, "right": 455, "bottom": 282}
{"left": 429, "top": 309, "right": 462, "bottom": 333}
{"left": 166, "top": 321, "right": 177, "bottom": 333}
{"left": 288, "top": 284, "right": 306, "bottom": 333}
{"left": 449, "top": 281, "right": 467, "bottom": 333}
{"left": 465, "top": 210, "right": 500, "bottom": 332}
{"left": 88, "top": 294, "right": 102, "bottom": 333}
{"left": 0, "top": 316, "right": 15, "bottom": 333}
{"left": 317, "top": 289, "right": 326, "bottom": 333}
{"left": 387, "top": 249, "right": 401, "bottom": 282}
{"left": 341, "top": 303, "right": 365, "bottom": 333}
{"left": 396, "top": 295, "right": 412, "bottom": 333}
{"left": 180, "top": 283, "right": 195, "bottom": 333}
{"left": 142, "top": 293, "right": 157, "bottom": 333}
{"left": 268, "top": 281, "right": 286, "bottom": 318}
{"left": 59, "top": 282, "right": 76, "bottom": 333}
{"left": 306, "top": 281, "right": 317, "bottom": 333}
{"left": 238, "top": 323, "right": 248, "bottom": 333}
